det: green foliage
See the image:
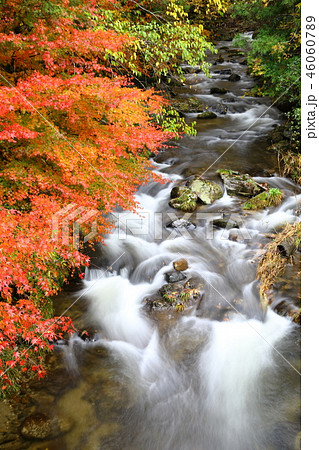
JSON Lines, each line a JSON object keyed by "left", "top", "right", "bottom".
{"left": 155, "top": 107, "right": 197, "bottom": 137}
{"left": 243, "top": 188, "right": 283, "bottom": 210}
{"left": 231, "top": 0, "right": 301, "bottom": 184}
{"left": 232, "top": 33, "right": 251, "bottom": 49}
{"left": 100, "top": 3, "right": 216, "bottom": 80}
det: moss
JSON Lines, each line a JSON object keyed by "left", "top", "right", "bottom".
{"left": 217, "top": 168, "right": 235, "bottom": 176}
{"left": 169, "top": 189, "right": 198, "bottom": 212}
{"left": 170, "top": 96, "right": 207, "bottom": 113}
{"left": 243, "top": 188, "right": 283, "bottom": 210}
{"left": 197, "top": 111, "right": 217, "bottom": 119}
{"left": 188, "top": 178, "right": 223, "bottom": 204}
{"left": 159, "top": 283, "right": 200, "bottom": 311}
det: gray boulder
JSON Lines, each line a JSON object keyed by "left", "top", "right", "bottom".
{"left": 188, "top": 178, "right": 223, "bottom": 204}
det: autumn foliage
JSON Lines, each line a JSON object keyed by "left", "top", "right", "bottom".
{"left": 0, "top": 0, "right": 184, "bottom": 393}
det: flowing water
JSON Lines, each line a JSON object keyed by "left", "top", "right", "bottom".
{"left": 24, "top": 40, "right": 301, "bottom": 450}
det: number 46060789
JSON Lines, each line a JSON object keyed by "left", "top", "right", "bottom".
{"left": 306, "top": 16, "right": 316, "bottom": 79}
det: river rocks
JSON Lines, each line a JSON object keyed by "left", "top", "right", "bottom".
{"left": 228, "top": 73, "right": 241, "bottom": 82}
{"left": 213, "top": 217, "right": 239, "bottom": 229}
{"left": 170, "top": 185, "right": 189, "bottom": 199}
{"left": 169, "top": 189, "right": 198, "bottom": 212}
{"left": 197, "top": 111, "right": 217, "bottom": 120}
{"left": 210, "top": 101, "right": 228, "bottom": 115}
{"left": 173, "top": 259, "right": 188, "bottom": 271}
{"left": 169, "top": 178, "right": 223, "bottom": 211}
{"left": 21, "top": 412, "right": 73, "bottom": 440}
{"left": 165, "top": 271, "right": 187, "bottom": 283}
{"left": 218, "top": 169, "right": 265, "bottom": 197}
{"left": 170, "top": 96, "right": 207, "bottom": 113}
{"left": 144, "top": 279, "right": 202, "bottom": 313}
{"left": 188, "top": 178, "right": 223, "bottom": 204}
{"left": 210, "top": 87, "right": 228, "bottom": 94}
{"left": 166, "top": 218, "right": 196, "bottom": 230}
{"left": 243, "top": 188, "right": 283, "bottom": 210}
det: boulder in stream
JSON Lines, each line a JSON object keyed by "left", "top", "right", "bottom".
{"left": 165, "top": 271, "right": 187, "bottom": 283}
{"left": 210, "top": 87, "right": 228, "bottom": 95}
{"left": 197, "top": 111, "right": 217, "bottom": 120}
{"left": 243, "top": 188, "right": 284, "bottom": 210}
{"left": 188, "top": 178, "right": 223, "bottom": 204}
{"left": 173, "top": 259, "right": 188, "bottom": 271}
{"left": 228, "top": 73, "right": 241, "bottom": 82}
{"left": 170, "top": 96, "right": 207, "bottom": 114}
{"left": 144, "top": 278, "right": 202, "bottom": 313}
{"left": 166, "top": 218, "right": 196, "bottom": 230}
{"left": 21, "top": 413, "right": 73, "bottom": 441}
{"left": 218, "top": 169, "right": 265, "bottom": 197}
{"left": 169, "top": 188, "right": 198, "bottom": 212}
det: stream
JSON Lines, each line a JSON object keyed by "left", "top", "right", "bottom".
{"left": 15, "top": 39, "right": 301, "bottom": 450}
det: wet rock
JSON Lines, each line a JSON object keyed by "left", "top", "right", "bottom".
{"left": 21, "top": 413, "right": 73, "bottom": 440}
{"left": 243, "top": 188, "right": 284, "bottom": 210}
{"left": 170, "top": 185, "right": 189, "bottom": 199}
{"left": 169, "top": 189, "right": 198, "bottom": 212}
{"left": 166, "top": 218, "right": 196, "bottom": 230}
{"left": 213, "top": 217, "right": 239, "bottom": 229}
{"left": 210, "top": 87, "right": 228, "bottom": 94}
{"left": 188, "top": 178, "right": 223, "bottom": 205}
{"left": 170, "top": 96, "right": 207, "bottom": 113}
{"left": 228, "top": 73, "right": 241, "bottom": 82}
{"left": 165, "top": 271, "right": 187, "bottom": 283}
{"left": 272, "top": 299, "right": 301, "bottom": 324}
{"left": 218, "top": 169, "right": 265, "bottom": 197}
{"left": 210, "top": 102, "right": 228, "bottom": 115}
{"left": 216, "top": 55, "right": 224, "bottom": 63}
{"left": 173, "top": 259, "right": 188, "bottom": 271}
{"left": 145, "top": 279, "right": 202, "bottom": 312}
{"left": 197, "top": 111, "right": 217, "bottom": 120}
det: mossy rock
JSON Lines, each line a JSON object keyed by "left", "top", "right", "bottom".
{"left": 197, "top": 111, "right": 218, "bottom": 120}
{"left": 170, "top": 96, "right": 207, "bottom": 113}
{"left": 188, "top": 178, "right": 223, "bottom": 204}
{"left": 144, "top": 280, "right": 201, "bottom": 312}
{"left": 210, "top": 87, "right": 228, "bottom": 95}
{"left": 228, "top": 73, "right": 241, "bottom": 82}
{"left": 218, "top": 169, "right": 264, "bottom": 197}
{"left": 170, "top": 185, "right": 189, "bottom": 199}
{"left": 243, "top": 188, "right": 283, "bottom": 210}
{"left": 169, "top": 189, "right": 198, "bottom": 212}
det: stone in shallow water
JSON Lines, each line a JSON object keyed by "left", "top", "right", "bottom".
{"left": 228, "top": 73, "right": 241, "bottom": 82}
{"left": 173, "top": 259, "right": 188, "bottom": 272}
{"left": 168, "top": 189, "right": 198, "bottom": 212}
{"left": 21, "top": 413, "right": 73, "bottom": 440}
{"left": 218, "top": 169, "right": 264, "bottom": 197}
{"left": 197, "top": 111, "right": 217, "bottom": 120}
{"left": 165, "top": 271, "right": 187, "bottom": 283}
{"left": 188, "top": 178, "right": 223, "bottom": 205}
{"left": 166, "top": 218, "right": 196, "bottom": 230}
{"left": 210, "top": 87, "right": 228, "bottom": 94}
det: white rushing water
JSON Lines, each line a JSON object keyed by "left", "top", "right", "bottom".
{"left": 57, "top": 39, "right": 300, "bottom": 450}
